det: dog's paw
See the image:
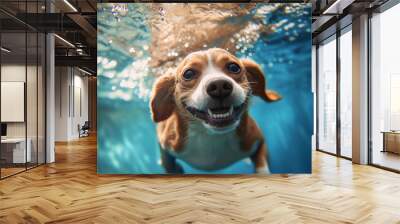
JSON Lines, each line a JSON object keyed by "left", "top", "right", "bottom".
{"left": 255, "top": 166, "right": 271, "bottom": 175}
{"left": 165, "top": 163, "right": 184, "bottom": 174}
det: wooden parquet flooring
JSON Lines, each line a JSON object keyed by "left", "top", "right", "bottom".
{"left": 1, "top": 135, "right": 400, "bottom": 223}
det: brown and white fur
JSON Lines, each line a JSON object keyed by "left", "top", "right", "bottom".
{"left": 150, "top": 48, "right": 281, "bottom": 174}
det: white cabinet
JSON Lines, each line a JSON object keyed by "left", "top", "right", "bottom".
{"left": 1, "top": 138, "right": 32, "bottom": 163}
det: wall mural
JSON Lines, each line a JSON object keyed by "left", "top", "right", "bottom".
{"left": 97, "top": 3, "right": 313, "bottom": 174}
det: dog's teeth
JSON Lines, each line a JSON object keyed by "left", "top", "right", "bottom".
{"left": 208, "top": 109, "right": 233, "bottom": 119}
{"left": 229, "top": 106, "right": 233, "bottom": 115}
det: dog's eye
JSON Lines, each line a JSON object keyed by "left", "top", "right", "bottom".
{"left": 226, "top": 62, "right": 241, "bottom": 74}
{"left": 183, "top": 69, "right": 196, "bottom": 80}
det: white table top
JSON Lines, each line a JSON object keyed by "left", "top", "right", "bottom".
{"left": 1, "top": 138, "right": 28, "bottom": 143}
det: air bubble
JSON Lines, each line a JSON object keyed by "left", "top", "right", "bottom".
{"left": 159, "top": 7, "right": 166, "bottom": 16}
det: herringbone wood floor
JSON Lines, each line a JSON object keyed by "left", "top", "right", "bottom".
{"left": 1, "top": 135, "right": 400, "bottom": 224}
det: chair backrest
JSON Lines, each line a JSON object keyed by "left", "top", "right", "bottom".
{"left": 82, "top": 121, "right": 90, "bottom": 129}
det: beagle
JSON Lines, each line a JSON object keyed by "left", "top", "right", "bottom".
{"left": 150, "top": 48, "right": 281, "bottom": 174}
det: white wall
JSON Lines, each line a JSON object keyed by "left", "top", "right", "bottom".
{"left": 312, "top": 45, "right": 316, "bottom": 150}
{"left": 55, "top": 66, "right": 69, "bottom": 141}
{"left": 54, "top": 67, "right": 89, "bottom": 141}
{"left": 1, "top": 65, "right": 39, "bottom": 138}
{"left": 370, "top": 4, "right": 400, "bottom": 158}
{"left": 72, "top": 73, "right": 89, "bottom": 138}
{"left": 339, "top": 30, "right": 353, "bottom": 158}
{"left": 1, "top": 65, "right": 26, "bottom": 141}
{"left": 1, "top": 63, "right": 46, "bottom": 164}
{"left": 317, "top": 38, "right": 337, "bottom": 154}
{"left": 372, "top": 5, "right": 400, "bottom": 132}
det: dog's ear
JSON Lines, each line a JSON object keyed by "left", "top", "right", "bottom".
{"left": 150, "top": 74, "right": 176, "bottom": 122}
{"left": 242, "top": 59, "right": 281, "bottom": 102}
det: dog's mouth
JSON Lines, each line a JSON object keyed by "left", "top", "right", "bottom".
{"left": 183, "top": 103, "right": 245, "bottom": 128}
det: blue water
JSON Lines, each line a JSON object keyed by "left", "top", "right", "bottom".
{"left": 97, "top": 3, "right": 312, "bottom": 174}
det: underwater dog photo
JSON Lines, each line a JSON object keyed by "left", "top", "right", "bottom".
{"left": 97, "top": 3, "right": 312, "bottom": 174}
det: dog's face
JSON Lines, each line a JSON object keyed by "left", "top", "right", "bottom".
{"left": 150, "top": 48, "right": 281, "bottom": 133}
{"left": 175, "top": 48, "right": 250, "bottom": 132}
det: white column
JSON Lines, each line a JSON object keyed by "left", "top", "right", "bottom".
{"left": 312, "top": 45, "right": 317, "bottom": 150}
{"left": 352, "top": 14, "right": 369, "bottom": 164}
{"left": 46, "top": 32, "right": 55, "bottom": 163}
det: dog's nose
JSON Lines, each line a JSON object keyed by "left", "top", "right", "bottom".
{"left": 206, "top": 80, "right": 233, "bottom": 99}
